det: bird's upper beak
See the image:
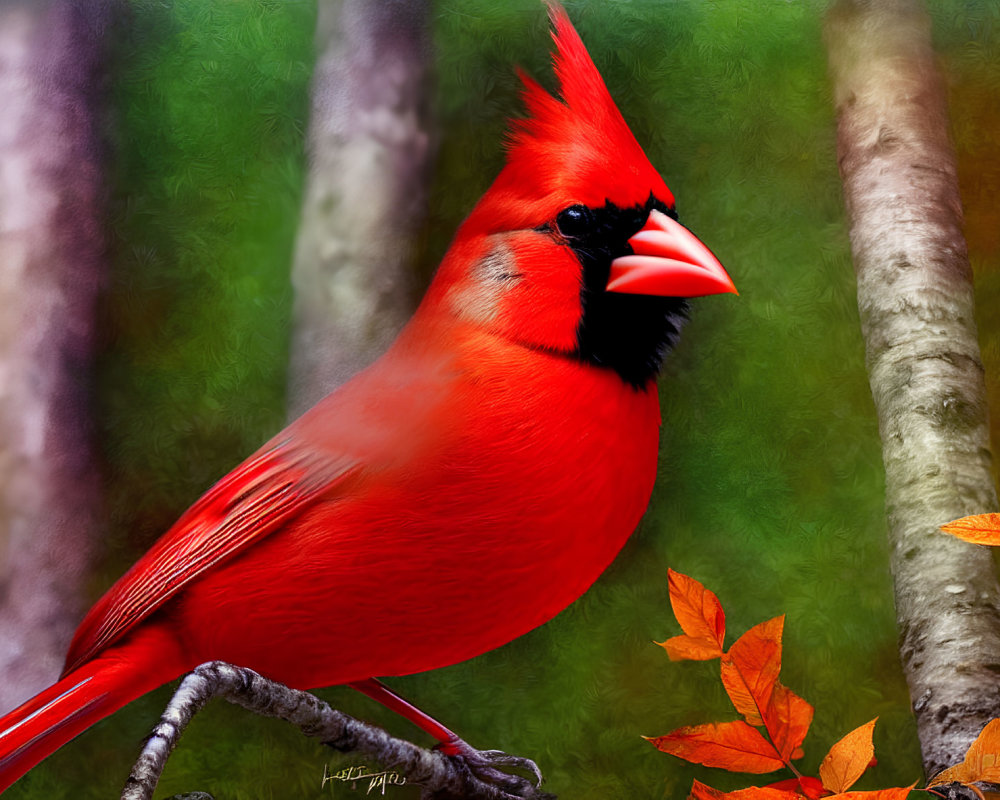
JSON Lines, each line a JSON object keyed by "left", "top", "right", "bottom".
{"left": 606, "top": 209, "right": 737, "bottom": 298}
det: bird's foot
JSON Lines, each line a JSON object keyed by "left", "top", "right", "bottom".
{"left": 435, "top": 735, "right": 551, "bottom": 798}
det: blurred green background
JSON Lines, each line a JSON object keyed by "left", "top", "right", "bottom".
{"left": 11, "top": 0, "right": 1000, "bottom": 798}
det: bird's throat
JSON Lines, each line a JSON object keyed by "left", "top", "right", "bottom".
{"left": 576, "top": 291, "right": 688, "bottom": 389}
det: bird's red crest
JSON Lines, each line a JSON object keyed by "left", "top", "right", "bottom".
{"left": 464, "top": 5, "right": 673, "bottom": 235}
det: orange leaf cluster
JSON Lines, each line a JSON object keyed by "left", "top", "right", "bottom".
{"left": 940, "top": 513, "right": 1000, "bottom": 546}
{"left": 648, "top": 570, "right": 907, "bottom": 800}
{"left": 652, "top": 570, "right": 1000, "bottom": 799}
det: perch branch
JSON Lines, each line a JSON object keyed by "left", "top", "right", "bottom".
{"left": 119, "top": 661, "right": 552, "bottom": 800}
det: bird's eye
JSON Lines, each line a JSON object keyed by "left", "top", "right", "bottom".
{"left": 556, "top": 205, "right": 592, "bottom": 238}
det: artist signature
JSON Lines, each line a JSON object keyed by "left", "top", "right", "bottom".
{"left": 322, "top": 763, "right": 409, "bottom": 795}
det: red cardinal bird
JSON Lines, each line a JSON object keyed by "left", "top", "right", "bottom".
{"left": 0, "top": 6, "right": 734, "bottom": 793}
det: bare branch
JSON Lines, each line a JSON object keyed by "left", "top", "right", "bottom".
{"left": 121, "top": 662, "right": 553, "bottom": 800}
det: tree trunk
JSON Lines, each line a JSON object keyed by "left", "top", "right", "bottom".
{"left": 286, "top": 0, "right": 432, "bottom": 416}
{"left": 826, "top": 0, "right": 1000, "bottom": 778}
{"left": 0, "top": 0, "right": 111, "bottom": 712}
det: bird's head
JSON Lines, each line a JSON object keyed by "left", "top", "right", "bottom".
{"left": 424, "top": 4, "right": 736, "bottom": 389}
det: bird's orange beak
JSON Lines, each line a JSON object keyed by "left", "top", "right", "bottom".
{"left": 606, "top": 209, "right": 737, "bottom": 298}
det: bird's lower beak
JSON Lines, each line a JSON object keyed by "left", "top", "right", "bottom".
{"left": 606, "top": 209, "right": 737, "bottom": 298}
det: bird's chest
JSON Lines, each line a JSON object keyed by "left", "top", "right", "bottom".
{"left": 397, "top": 351, "right": 662, "bottom": 624}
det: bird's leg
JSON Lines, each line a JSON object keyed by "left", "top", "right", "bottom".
{"left": 349, "top": 677, "right": 461, "bottom": 751}
{"left": 349, "top": 678, "right": 545, "bottom": 795}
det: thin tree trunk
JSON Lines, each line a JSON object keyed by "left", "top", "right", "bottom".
{"left": 826, "top": 0, "right": 1000, "bottom": 778}
{"left": 0, "top": 0, "right": 110, "bottom": 712}
{"left": 287, "top": 0, "right": 432, "bottom": 416}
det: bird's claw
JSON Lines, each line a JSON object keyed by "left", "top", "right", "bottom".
{"left": 435, "top": 736, "right": 548, "bottom": 798}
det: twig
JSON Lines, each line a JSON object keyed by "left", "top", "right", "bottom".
{"left": 120, "top": 661, "right": 553, "bottom": 800}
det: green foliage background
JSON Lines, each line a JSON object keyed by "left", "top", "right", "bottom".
{"left": 10, "top": 1, "right": 1000, "bottom": 798}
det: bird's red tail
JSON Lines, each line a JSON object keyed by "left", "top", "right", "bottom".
{"left": 0, "top": 624, "right": 183, "bottom": 794}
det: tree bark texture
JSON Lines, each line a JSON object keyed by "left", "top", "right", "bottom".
{"left": 826, "top": 0, "right": 1000, "bottom": 777}
{"left": 286, "top": 0, "right": 432, "bottom": 417}
{"left": 0, "top": 0, "right": 110, "bottom": 712}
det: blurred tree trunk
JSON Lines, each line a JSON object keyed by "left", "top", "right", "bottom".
{"left": 826, "top": 0, "right": 1000, "bottom": 778}
{"left": 0, "top": 0, "right": 111, "bottom": 712}
{"left": 287, "top": 0, "right": 433, "bottom": 416}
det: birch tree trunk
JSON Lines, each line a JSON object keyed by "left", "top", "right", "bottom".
{"left": 0, "top": 0, "right": 110, "bottom": 712}
{"left": 826, "top": 0, "right": 1000, "bottom": 777}
{"left": 287, "top": 0, "right": 432, "bottom": 416}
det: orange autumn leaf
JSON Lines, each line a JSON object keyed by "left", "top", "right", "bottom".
{"left": 689, "top": 779, "right": 803, "bottom": 800}
{"left": 764, "top": 682, "right": 814, "bottom": 764}
{"left": 926, "top": 764, "right": 967, "bottom": 786}
{"left": 656, "top": 572, "right": 916, "bottom": 800}
{"left": 928, "top": 718, "right": 1000, "bottom": 787}
{"left": 940, "top": 514, "right": 1000, "bottom": 546}
{"left": 828, "top": 784, "right": 916, "bottom": 799}
{"left": 819, "top": 718, "right": 878, "bottom": 793}
{"left": 767, "top": 776, "right": 829, "bottom": 799}
{"left": 659, "top": 569, "right": 726, "bottom": 661}
{"left": 721, "top": 616, "right": 784, "bottom": 725}
{"left": 687, "top": 781, "right": 914, "bottom": 800}
{"left": 688, "top": 781, "right": 727, "bottom": 800}
{"left": 717, "top": 614, "right": 812, "bottom": 761}
{"left": 662, "top": 633, "right": 727, "bottom": 662}
{"left": 646, "top": 720, "right": 785, "bottom": 774}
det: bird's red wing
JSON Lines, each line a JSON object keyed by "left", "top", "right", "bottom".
{"left": 62, "top": 439, "right": 361, "bottom": 676}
